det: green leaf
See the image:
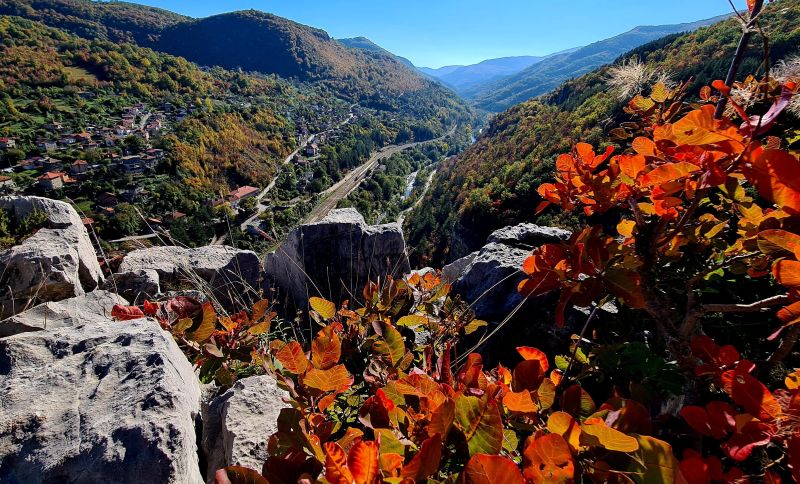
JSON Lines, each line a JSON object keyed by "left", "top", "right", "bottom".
{"left": 555, "top": 355, "right": 570, "bottom": 371}
{"left": 373, "top": 321, "right": 406, "bottom": 367}
{"left": 454, "top": 395, "right": 503, "bottom": 457}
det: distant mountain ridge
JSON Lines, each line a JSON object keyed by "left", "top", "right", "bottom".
{"left": 337, "top": 36, "right": 417, "bottom": 68}
{"left": 418, "top": 56, "right": 546, "bottom": 94}
{"left": 468, "top": 15, "right": 729, "bottom": 111}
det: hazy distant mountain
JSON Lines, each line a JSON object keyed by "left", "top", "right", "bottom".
{"left": 419, "top": 56, "right": 548, "bottom": 94}
{"left": 469, "top": 15, "right": 729, "bottom": 111}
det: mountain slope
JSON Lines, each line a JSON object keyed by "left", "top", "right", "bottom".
{"left": 0, "top": 0, "right": 185, "bottom": 43}
{"left": 405, "top": 0, "right": 800, "bottom": 266}
{"left": 469, "top": 15, "right": 728, "bottom": 112}
{"left": 337, "top": 36, "right": 416, "bottom": 69}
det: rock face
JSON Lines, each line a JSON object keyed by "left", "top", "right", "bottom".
{"left": 0, "top": 290, "right": 128, "bottom": 338}
{"left": 0, "top": 196, "right": 103, "bottom": 318}
{"left": 264, "top": 209, "right": 411, "bottom": 307}
{"left": 448, "top": 224, "right": 569, "bottom": 321}
{"left": 0, "top": 318, "right": 203, "bottom": 483}
{"left": 202, "top": 376, "right": 289, "bottom": 482}
{"left": 116, "top": 246, "right": 260, "bottom": 309}
{"left": 102, "top": 269, "right": 161, "bottom": 303}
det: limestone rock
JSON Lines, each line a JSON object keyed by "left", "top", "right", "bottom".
{"left": 264, "top": 208, "right": 410, "bottom": 307}
{"left": 450, "top": 223, "right": 570, "bottom": 320}
{"left": 116, "top": 246, "right": 260, "bottom": 309}
{"left": 0, "top": 290, "right": 128, "bottom": 338}
{"left": 0, "top": 318, "right": 202, "bottom": 483}
{"left": 0, "top": 196, "right": 103, "bottom": 318}
{"left": 202, "top": 376, "right": 289, "bottom": 482}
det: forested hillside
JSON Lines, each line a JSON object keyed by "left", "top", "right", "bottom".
{"left": 407, "top": 0, "right": 800, "bottom": 266}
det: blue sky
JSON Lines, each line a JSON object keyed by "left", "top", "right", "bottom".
{"left": 135, "top": 1, "right": 747, "bottom": 68}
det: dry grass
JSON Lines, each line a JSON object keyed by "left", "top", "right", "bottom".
{"left": 774, "top": 55, "right": 800, "bottom": 117}
{"left": 605, "top": 58, "right": 673, "bottom": 100}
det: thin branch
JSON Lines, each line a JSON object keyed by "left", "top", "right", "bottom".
{"left": 769, "top": 325, "right": 800, "bottom": 364}
{"left": 557, "top": 302, "right": 602, "bottom": 391}
{"left": 715, "top": 0, "right": 766, "bottom": 119}
{"left": 701, "top": 294, "right": 790, "bottom": 314}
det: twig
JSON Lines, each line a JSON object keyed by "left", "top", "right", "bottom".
{"left": 715, "top": 0, "right": 766, "bottom": 119}
{"left": 701, "top": 294, "right": 790, "bottom": 314}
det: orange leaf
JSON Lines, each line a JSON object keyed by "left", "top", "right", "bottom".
{"left": 324, "top": 442, "right": 354, "bottom": 484}
{"left": 503, "top": 390, "right": 538, "bottom": 414}
{"left": 303, "top": 364, "right": 353, "bottom": 393}
{"left": 214, "top": 466, "right": 270, "bottom": 484}
{"left": 401, "top": 434, "right": 442, "bottom": 481}
{"left": 523, "top": 433, "right": 575, "bottom": 483}
{"left": 640, "top": 162, "right": 700, "bottom": 187}
{"left": 548, "top": 412, "right": 582, "bottom": 451}
{"left": 758, "top": 230, "right": 800, "bottom": 259}
{"left": 773, "top": 260, "right": 800, "bottom": 289}
{"left": 312, "top": 325, "right": 342, "bottom": 370}
{"left": 463, "top": 454, "right": 524, "bottom": 484}
{"left": 671, "top": 105, "right": 743, "bottom": 146}
{"left": 348, "top": 440, "right": 379, "bottom": 484}
{"left": 632, "top": 138, "right": 656, "bottom": 157}
{"left": 778, "top": 301, "right": 800, "bottom": 326}
{"left": 274, "top": 340, "right": 309, "bottom": 374}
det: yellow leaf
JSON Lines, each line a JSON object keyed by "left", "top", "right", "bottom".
{"left": 189, "top": 317, "right": 216, "bottom": 342}
{"left": 397, "top": 315, "right": 428, "bottom": 328}
{"left": 650, "top": 82, "right": 669, "bottom": 103}
{"left": 786, "top": 370, "right": 800, "bottom": 390}
{"left": 464, "top": 319, "right": 488, "bottom": 335}
{"left": 580, "top": 418, "right": 639, "bottom": 453}
{"left": 617, "top": 220, "right": 636, "bottom": 238}
{"left": 310, "top": 297, "right": 336, "bottom": 320}
{"left": 248, "top": 320, "right": 271, "bottom": 335}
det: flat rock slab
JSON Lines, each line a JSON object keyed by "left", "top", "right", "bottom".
{"left": 0, "top": 290, "right": 128, "bottom": 338}
{"left": 0, "top": 319, "right": 202, "bottom": 483}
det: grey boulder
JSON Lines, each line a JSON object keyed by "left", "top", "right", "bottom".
{"left": 0, "top": 196, "right": 103, "bottom": 318}
{"left": 265, "top": 208, "right": 410, "bottom": 307}
{"left": 102, "top": 269, "right": 161, "bottom": 303}
{"left": 0, "top": 318, "right": 202, "bottom": 483}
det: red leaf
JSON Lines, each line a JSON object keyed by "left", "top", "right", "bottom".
{"left": 722, "top": 421, "right": 772, "bottom": 461}
{"left": 746, "top": 149, "right": 800, "bottom": 216}
{"left": 167, "top": 296, "right": 202, "bottom": 318}
{"left": 214, "top": 466, "right": 269, "bottom": 484}
{"left": 721, "top": 370, "right": 782, "bottom": 421}
{"left": 640, "top": 162, "right": 700, "bottom": 187}
{"left": 311, "top": 325, "right": 342, "bottom": 370}
{"left": 463, "top": 454, "right": 524, "bottom": 484}
{"left": 401, "top": 434, "right": 442, "bottom": 481}
{"left": 111, "top": 304, "right": 145, "bottom": 321}
{"left": 142, "top": 300, "right": 160, "bottom": 316}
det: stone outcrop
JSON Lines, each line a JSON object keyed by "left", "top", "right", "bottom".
{"left": 0, "top": 290, "right": 127, "bottom": 338}
{"left": 202, "top": 376, "right": 289, "bottom": 483}
{"left": 447, "top": 224, "right": 569, "bottom": 321}
{"left": 0, "top": 196, "right": 103, "bottom": 318}
{"left": 0, "top": 318, "right": 203, "bottom": 483}
{"left": 115, "top": 246, "right": 260, "bottom": 309}
{"left": 264, "top": 209, "right": 410, "bottom": 307}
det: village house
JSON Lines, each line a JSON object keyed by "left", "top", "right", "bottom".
{"left": 43, "top": 122, "right": 63, "bottom": 132}
{"left": 37, "top": 139, "right": 58, "bottom": 152}
{"left": 37, "top": 172, "right": 66, "bottom": 191}
{"left": 40, "top": 157, "right": 64, "bottom": 172}
{"left": 69, "top": 159, "right": 90, "bottom": 176}
{"left": 121, "top": 115, "right": 135, "bottom": 129}
{"left": 73, "top": 132, "right": 92, "bottom": 145}
{"left": 0, "top": 138, "right": 16, "bottom": 149}
{"left": 98, "top": 192, "right": 118, "bottom": 207}
{"left": 146, "top": 148, "right": 165, "bottom": 160}
{"left": 120, "top": 155, "right": 144, "bottom": 174}
{"left": 164, "top": 211, "right": 186, "bottom": 225}
{"left": 59, "top": 135, "right": 76, "bottom": 147}
{"left": 227, "top": 185, "right": 260, "bottom": 208}
{"left": 304, "top": 143, "right": 319, "bottom": 157}
{"left": 0, "top": 175, "right": 15, "bottom": 191}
